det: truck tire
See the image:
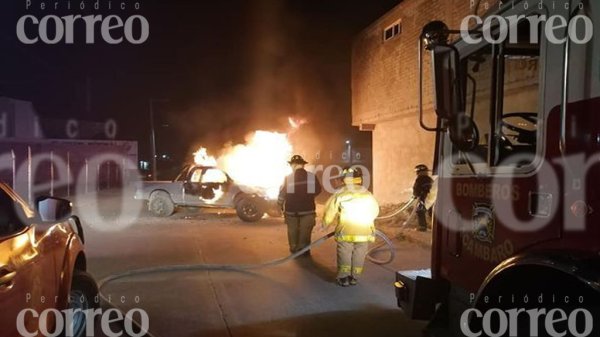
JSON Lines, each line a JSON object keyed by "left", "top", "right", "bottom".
{"left": 236, "top": 196, "right": 264, "bottom": 222}
{"left": 149, "top": 191, "right": 175, "bottom": 217}
{"left": 64, "top": 271, "right": 99, "bottom": 337}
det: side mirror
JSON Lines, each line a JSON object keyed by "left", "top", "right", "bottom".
{"left": 36, "top": 197, "right": 72, "bottom": 222}
{"left": 449, "top": 113, "right": 480, "bottom": 152}
{"left": 419, "top": 20, "right": 462, "bottom": 129}
{"left": 431, "top": 47, "right": 460, "bottom": 120}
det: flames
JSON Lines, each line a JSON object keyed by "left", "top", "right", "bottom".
{"left": 288, "top": 116, "right": 307, "bottom": 130}
{"left": 193, "top": 148, "right": 217, "bottom": 167}
{"left": 194, "top": 131, "right": 294, "bottom": 199}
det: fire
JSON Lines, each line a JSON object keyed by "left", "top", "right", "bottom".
{"left": 193, "top": 131, "right": 293, "bottom": 199}
{"left": 219, "top": 131, "right": 293, "bottom": 199}
{"left": 193, "top": 148, "right": 217, "bottom": 166}
{"left": 288, "top": 116, "right": 307, "bottom": 131}
{"left": 204, "top": 186, "right": 224, "bottom": 204}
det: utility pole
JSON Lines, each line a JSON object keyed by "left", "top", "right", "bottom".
{"left": 149, "top": 99, "right": 169, "bottom": 180}
{"left": 346, "top": 140, "right": 352, "bottom": 165}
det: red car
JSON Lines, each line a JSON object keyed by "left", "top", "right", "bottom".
{"left": 0, "top": 182, "right": 98, "bottom": 337}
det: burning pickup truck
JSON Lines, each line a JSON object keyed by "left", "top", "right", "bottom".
{"left": 134, "top": 164, "right": 281, "bottom": 222}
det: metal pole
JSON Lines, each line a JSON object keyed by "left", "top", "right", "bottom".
{"left": 149, "top": 100, "right": 157, "bottom": 181}
{"left": 122, "top": 158, "right": 126, "bottom": 187}
{"left": 345, "top": 141, "right": 352, "bottom": 165}
{"left": 107, "top": 161, "right": 111, "bottom": 189}
{"left": 50, "top": 151, "right": 54, "bottom": 196}
{"left": 149, "top": 98, "right": 169, "bottom": 181}
{"left": 11, "top": 149, "right": 15, "bottom": 190}
{"left": 67, "top": 152, "right": 71, "bottom": 197}
{"left": 85, "top": 158, "right": 89, "bottom": 194}
{"left": 27, "top": 146, "right": 32, "bottom": 206}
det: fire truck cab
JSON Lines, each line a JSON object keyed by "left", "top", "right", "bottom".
{"left": 395, "top": 1, "right": 600, "bottom": 336}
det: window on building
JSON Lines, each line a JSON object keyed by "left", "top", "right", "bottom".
{"left": 383, "top": 20, "right": 401, "bottom": 42}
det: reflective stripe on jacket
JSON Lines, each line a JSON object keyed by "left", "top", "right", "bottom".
{"left": 322, "top": 184, "right": 380, "bottom": 243}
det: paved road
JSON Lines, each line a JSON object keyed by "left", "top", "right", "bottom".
{"left": 76, "top": 192, "right": 431, "bottom": 337}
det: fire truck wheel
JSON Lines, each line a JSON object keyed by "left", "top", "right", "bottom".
{"left": 65, "top": 271, "right": 99, "bottom": 337}
{"left": 236, "top": 197, "right": 264, "bottom": 222}
{"left": 149, "top": 191, "right": 175, "bottom": 217}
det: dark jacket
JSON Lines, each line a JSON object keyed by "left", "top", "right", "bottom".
{"left": 413, "top": 175, "right": 433, "bottom": 201}
{"left": 278, "top": 168, "right": 322, "bottom": 214}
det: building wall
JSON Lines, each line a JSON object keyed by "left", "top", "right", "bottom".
{"left": 0, "top": 97, "right": 139, "bottom": 202}
{"left": 352, "top": 0, "right": 474, "bottom": 204}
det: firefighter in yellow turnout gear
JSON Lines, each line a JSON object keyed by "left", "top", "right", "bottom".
{"left": 322, "top": 167, "right": 380, "bottom": 287}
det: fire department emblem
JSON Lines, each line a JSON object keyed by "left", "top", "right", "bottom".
{"left": 472, "top": 204, "right": 495, "bottom": 243}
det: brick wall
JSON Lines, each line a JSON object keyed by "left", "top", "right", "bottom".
{"left": 351, "top": 0, "right": 474, "bottom": 204}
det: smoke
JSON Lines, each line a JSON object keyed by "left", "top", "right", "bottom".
{"left": 165, "top": 0, "right": 390, "bottom": 167}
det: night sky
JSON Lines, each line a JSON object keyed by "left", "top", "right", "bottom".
{"left": 0, "top": 0, "right": 399, "bottom": 163}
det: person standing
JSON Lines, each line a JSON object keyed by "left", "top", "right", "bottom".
{"left": 322, "top": 167, "right": 380, "bottom": 287}
{"left": 413, "top": 164, "right": 434, "bottom": 232}
{"left": 278, "top": 155, "right": 322, "bottom": 256}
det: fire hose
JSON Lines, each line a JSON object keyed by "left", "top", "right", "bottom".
{"left": 98, "top": 199, "right": 418, "bottom": 292}
{"left": 374, "top": 196, "right": 416, "bottom": 221}
{"left": 96, "top": 202, "right": 415, "bottom": 336}
{"left": 96, "top": 228, "right": 396, "bottom": 337}
{"left": 98, "top": 229, "right": 394, "bottom": 290}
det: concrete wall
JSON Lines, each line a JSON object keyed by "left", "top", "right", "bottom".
{"left": 0, "top": 97, "right": 139, "bottom": 203}
{"left": 351, "top": 0, "right": 474, "bottom": 204}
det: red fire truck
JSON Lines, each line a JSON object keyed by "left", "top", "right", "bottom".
{"left": 395, "top": 1, "right": 600, "bottom": 336}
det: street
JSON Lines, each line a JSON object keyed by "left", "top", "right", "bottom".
{"left": 78, "top": 191, "right": 431, "bottom": 337}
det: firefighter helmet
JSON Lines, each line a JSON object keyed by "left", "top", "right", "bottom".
{"left": 341, "top": 166, "right": 363, "bottom": 178}
{"left": 288, "top": 155, "right": 308, "bottom": 165}
{"left": 415, "top": 164, "right": 429, "bottom": 173}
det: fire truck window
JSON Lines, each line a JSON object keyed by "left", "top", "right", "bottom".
{"left": 497, "top": 19, "right": 541, "bottom": 166}
{"left": 498, "top": 55, "right": 539, "bottom": 157}
{"left": 458, "top": 45, "right": 494, "bottom": 164}
{"left": 455, "top": 18, "right": 541, "bottom": 170}
{"left": 201, "top": 169, "right": 228, "bottom": 184}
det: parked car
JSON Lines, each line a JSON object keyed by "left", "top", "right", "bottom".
{"left": 0, "top": 182, "right": 97, "bottom": 337}
{"left": 135, "top": 164, "right": 282, "bottom": 222}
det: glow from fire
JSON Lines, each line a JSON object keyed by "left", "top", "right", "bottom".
{"left": 219, "top": 131, "right": 293, "bottom": 199}
{"left": 194, "top": 148, "right": 217, "bottom": 166}
{"left": 203, "top": 186, "right": 224, "bottom": 204}
{"left": 288, "top": 116, "right": 307, "bottom": 131}
{"left": 193, "top": 131, "right": 293, "bottom": 200}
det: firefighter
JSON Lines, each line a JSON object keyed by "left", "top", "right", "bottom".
{"left": 413, "top": 164, "right": 433, "bottom": 232}
{"left": 278, "top": 155, "right": 322, "bottom": 256}
{"left": 322, "top": 167, "right": 380, "bottom": 287}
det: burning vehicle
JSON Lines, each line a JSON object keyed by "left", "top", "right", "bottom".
{"left": 136, "top": 130, "right": 301, "bottom": 221}
{"left": 135, "top": 164, "right": 283, "bottom": 222}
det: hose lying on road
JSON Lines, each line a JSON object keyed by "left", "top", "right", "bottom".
{"left": 98, "top": 229, "right": 394, "bottom": 291}
{"left": 97, "top": 230, "right": 395, "bottom": 337}
{"left": 98, "top": 199, "right": 413, "bottom": 290}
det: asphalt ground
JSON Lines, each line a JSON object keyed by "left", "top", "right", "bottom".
{"left": 75, "top": 190, "right": 431, "bottom": 337}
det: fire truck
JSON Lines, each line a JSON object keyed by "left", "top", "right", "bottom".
{"left": 394, "top": 1, "right": 600, "bottom": 336}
